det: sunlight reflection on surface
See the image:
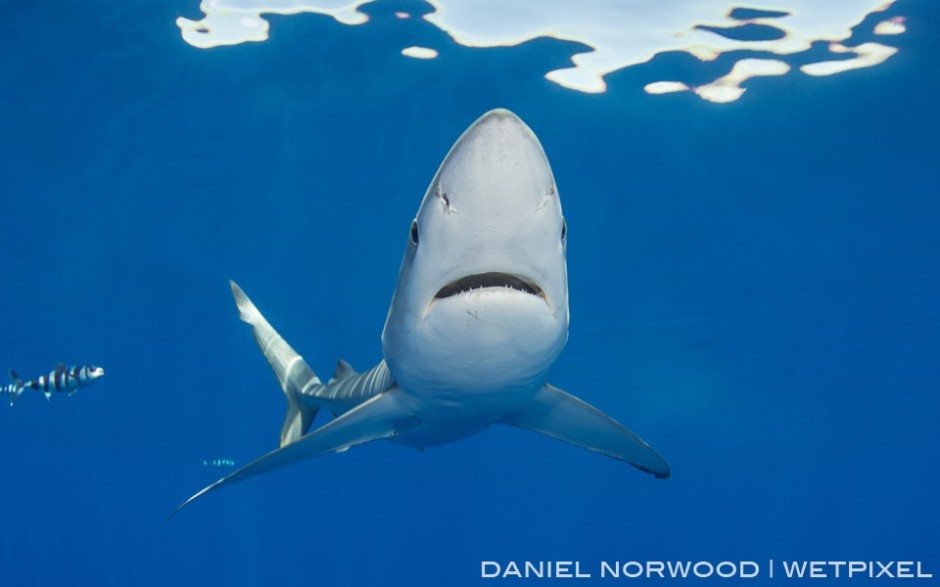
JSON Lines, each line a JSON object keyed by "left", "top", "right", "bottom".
{"left": 177, "top": 0, "right": 904, "bottom": 103}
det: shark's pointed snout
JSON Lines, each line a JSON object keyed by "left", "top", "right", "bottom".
{"left": 432, "top": 109, "right": 555, "bottom": 217}
{"left": 471, "top": 108, "right": 526, "bottom": 129}
{"left": 460, "top": 109, "right": 537, "bottom": 152}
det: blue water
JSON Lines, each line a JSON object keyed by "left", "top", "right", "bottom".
{"left": 2, "top": 1, "right": 937, "bottom": 585}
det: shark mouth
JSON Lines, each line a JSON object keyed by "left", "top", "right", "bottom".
{"left": 435, "top": 272, "right": 543, "bottom": 300}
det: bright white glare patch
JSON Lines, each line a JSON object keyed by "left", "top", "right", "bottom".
{"left": 177, "top": 0, "right": 369, "bottom": 48}
{"left": 402, "top": 46, "right": 438, "bottom": 59}
{"left": 874, "top": 17, "right": 906, "bottom": 35}
{"left": 801, "top": 43, "right": 898, "bottom": 76}
{"left": 693, "top": 59, "right": 790, "bottom": 103}
{"left": 177, "top": 0, "right": 903, "bottom": 102}
{"left": 645, "top": 81, "right": 690, "bottom": 95}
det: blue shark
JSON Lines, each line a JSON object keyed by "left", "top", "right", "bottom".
{"left": 172, "top": 109, "right": 668, "bottom": 516}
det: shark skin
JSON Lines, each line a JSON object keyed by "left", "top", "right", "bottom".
{"left": 171, "top": 109, "right": 668, "bottom": 518}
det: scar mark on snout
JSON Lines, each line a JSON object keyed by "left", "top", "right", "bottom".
{"left": 437, "top": 184, "right": 457, "bottom": 213}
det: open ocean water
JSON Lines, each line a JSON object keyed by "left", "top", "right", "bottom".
{"left": 1, "top": 1, "right": 937, "bottom": 585}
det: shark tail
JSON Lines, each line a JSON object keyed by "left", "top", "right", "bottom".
{"left": 230, "top": 281, "right": 322, "bottom": 448}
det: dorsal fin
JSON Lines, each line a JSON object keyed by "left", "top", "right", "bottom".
{"left": 332, "top": 359, "right": 356, "bottom": 380}
{"left": 55, "top": 363, "right": 66, "bottom": 375}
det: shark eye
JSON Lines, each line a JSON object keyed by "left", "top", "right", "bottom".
{"left": 561, "top": 217, "right": 567, "bottom": 242}
{"left": 410, "top": 219, "right": 419, "bottom": 246}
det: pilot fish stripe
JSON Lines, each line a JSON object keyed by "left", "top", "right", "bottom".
{"left": 27, "top": 365, "right": 101, "bottom": 392}
{"left": 31, "top": 372, "right": 73, "bottom": 391}
{"left": 33, "top": 367, "right": 74, "bottom": 391}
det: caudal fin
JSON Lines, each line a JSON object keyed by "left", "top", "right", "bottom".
{"left": 7, "top": 370, "right": 24, "bottom": 406}
{"left": 230, "top": 281, "right": 321, "bottom": 447}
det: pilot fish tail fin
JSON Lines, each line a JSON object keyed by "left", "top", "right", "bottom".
{"left": 9, "top": 369, "right": 23, "bottom": 388}
{"left": 4, "top": 371, "right": 24, "bottom": 406}
{"left": 7, "top": 369, "right": 25, "bottom": 402}
{"left": 503, "top": 384, "right": 670, "bottom": 479}
{"left": 230, "top": 280, "right": 321, "bottom": 447}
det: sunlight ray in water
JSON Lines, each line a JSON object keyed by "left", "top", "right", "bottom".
{"left": 177, "top": 0, "right": 904, "bottom": 103}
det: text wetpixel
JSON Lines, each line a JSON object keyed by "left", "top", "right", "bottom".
{"left": 779, "top": 561, "right": 933, "bottom": 579}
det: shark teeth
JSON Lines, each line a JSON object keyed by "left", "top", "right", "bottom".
{"left": 435, "top": 272, "right": 542, "bottom": 299}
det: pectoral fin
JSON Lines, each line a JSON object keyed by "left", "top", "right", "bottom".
{"left": 504, "top": 384, "right": 670, "bottom": 478}
{"left": 170, "top": 388, "right": 418, "bottom": 518}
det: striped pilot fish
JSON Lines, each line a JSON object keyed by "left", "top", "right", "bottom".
{"left": 7, "top": 363, "right": 105, "bottom": 403}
